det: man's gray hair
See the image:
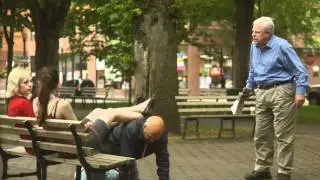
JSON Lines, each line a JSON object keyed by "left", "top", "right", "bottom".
{"left": 253, "top": 16, "right": 274, "bottom": 34}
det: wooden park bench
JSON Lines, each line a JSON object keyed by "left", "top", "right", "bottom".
{"left": 179, "top": 88, "right": 227, "bottom": 96}
{"left": 0, "top": 91, "right": 5, "bottom": 105}
{"left": 175, "top": 95, "right": 256, "bottom": 139}
{"left": 80, "top": 87, "right": 109, "bottom": 108}
{"left": 0, "top": 115, "right": 134, "bottom": 180}
{"left": 56, "top": 86, "right": 77, "bottom": 106}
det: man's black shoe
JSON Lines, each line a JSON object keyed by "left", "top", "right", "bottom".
{"left": 142, "top": 95, "right": 155, "bottom": 118}
{"left": 244, "top": 170, "right": 272, "bottom": 180}
{"left": 275, "top": 173, "right": 291, "bottom": 180}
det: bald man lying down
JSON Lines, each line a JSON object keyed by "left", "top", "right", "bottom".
{"left": 82, "top": 99, "right": 169, "bottom": 180}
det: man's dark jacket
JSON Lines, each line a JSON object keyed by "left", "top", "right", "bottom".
{"left": 99, "top": 118, "right": 170, "bottom": 180}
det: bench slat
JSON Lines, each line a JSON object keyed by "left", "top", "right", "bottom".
{"left": 178, "top": 107, "right": 252, "bottom": 113}
{"left": 180, "top": 114, "right": 255, "bottom": 119}
{"left": 4, "top": 148, "right": 134, "bottom": 170}
{"left": 0, "top": 125, "right": 89, "bottom": 141}
{"left": 175, "top": 95, "right": 256, "bottom": 100}
{"left": 0, "top": 137, "right": 96, "bottom": 155}
{"left": 0, "top": 115, "right": 83, "bottom": 130}
{"left": 44, "top": 153, "right": 134, "bottom": 169}
{"left": 177, "top": 101, "right": 256, "bottom": 106}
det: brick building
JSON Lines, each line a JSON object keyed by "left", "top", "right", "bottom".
{"left": 0, "top": 27, "right": 319, "bottom": 90}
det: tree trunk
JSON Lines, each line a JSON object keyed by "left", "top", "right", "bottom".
{"left": 233, "top": 0, "right": 254, "bottom": 88}
{"left": 128, "top": 76, "right": 132, "bottom": 106}
{"left": 26, "top": 0, "right": 71, "bottom": 71}
{"left": 21, "top": 30, "right": 27, "bottom": 57}
{"left": 133, "top": 0, "right": 180, "bottom": 133}
{"left": 3, "top": 25, "right": 14, "bottom": 75}
{"left": 34, "top": 27, "right": 60, "bottom": 71}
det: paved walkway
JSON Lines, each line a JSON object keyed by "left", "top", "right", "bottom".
{"left": 5, "top": 124, "right": 320, "bottom": 180}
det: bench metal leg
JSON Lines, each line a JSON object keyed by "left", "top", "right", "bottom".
{"left": 38, "top": 161, "right": 48, "bottom": 180}
{"left": 0, "top": 148, "right": 39, "bottom": 180}
{"left": 119, "top": 163, "right": 133, "bottom": 180}
{"left": 69, "top": 124, "right": 96, "bottom": 180}
{"left": 218, "top": 119, "right": 223, "bottom": 138}
{"left": 72, "top": 97, "right": 76, "bottom": 108}
{"left": 232, "top": 118, "right": 235, "bottom": 138}
{"left": 196, "top": 119, "right": 200, "bottom": 139}
{"left": 82, "top": 98, "right": 85, "bottom": 108}
{"left": 24, "top": 121, "right": 54, "bottom": 180}
{"left": 219, "top": 118, "right": 236, "bottom": 138}
{"left": 74, "top": 166, "right": 82, "bottom": 180}
{"left": 36, "top": 161, "right": 41, "bottom": 180}
{"left": 182, "top": 119, "right": 187, "bottom": 139}
{"left": 251, "top": 119, "right": 256, "bottom": 138}
{"left": 0, "top": 149, "right": 8, "bottom": 180}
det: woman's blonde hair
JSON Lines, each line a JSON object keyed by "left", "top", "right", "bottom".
{"left": 6, "top": 66, "right": 32, "bottom": 98}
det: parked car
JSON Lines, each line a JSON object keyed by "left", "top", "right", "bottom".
{"left": 307, "top": 84, "right": 320, "bottom": 105}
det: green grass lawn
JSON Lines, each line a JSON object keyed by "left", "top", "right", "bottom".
{"left": 1, "top": 103, "right": 319, "bottom": 125}
{"left": 297, "top": 105, "right": 320, "bottom": 124}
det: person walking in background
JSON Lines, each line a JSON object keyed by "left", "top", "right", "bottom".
{"left": 243, "top": 17, "right": 308, "bottom": 180}
{"left": 32, "top": 66, "right": 77, "bottom": 124}
{"left": 6, "top": 65, "right": 35, "bottom": 154}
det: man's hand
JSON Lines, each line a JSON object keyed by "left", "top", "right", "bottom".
{"left": 82, "top": 108, "right": 107, "bottom": 130}
{"left": 242, "top": 87, "right": 253, "bottom": 99}
{"left": 295, "top": 94, "right": 305, "bottom": 108}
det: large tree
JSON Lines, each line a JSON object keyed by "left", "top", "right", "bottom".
{"left": 25, "top": 0, "right": 71, "bottom": 71}
{"left": 95, "top": 0, "right": 180, "bottom": 132}
{"left": 132, "top": 0, "right": 180, "bottom": 132}
{"left": 233, "top": 0, "right": 254, "bottom": 88}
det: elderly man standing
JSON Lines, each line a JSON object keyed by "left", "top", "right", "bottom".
{"left": 243, "top": 17, "right": 308, "bottom": 180}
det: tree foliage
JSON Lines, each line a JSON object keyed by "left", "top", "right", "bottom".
{"left": 0, "top": 0, "right": 32, "bottom": 74}
{"left": 255, "top": 0, "right": 320, "bottom": 47}
{"left": 175, "top": 0, "right": 234, "bottom": 44}
{"left": 61, "top": 3, "right": 101, "bottom": 77}
{"left": 69, "top": 0, "right": 139, "bottom": 79}
{"left": 95, "top": 0, "right": 139, "bottom": 77}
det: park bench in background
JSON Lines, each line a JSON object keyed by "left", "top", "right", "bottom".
{"left": 0, "top": 115, "right": 134, "bottom": 180}
{"left": 179, "top": 88, "right": 227, "bottom": 96}
{"left": 56, "top": 87, "right": 77, "bottom": 106}
{"left": 56, "top": 87, "right": 109, "bottom": 108}
{"left": 0, "top": 91, "right": 5, "bottom": 105}
{"left": 175, "top": 95, "right": 256, "bottom": 139}
{"left": 80, "top": 87, "right": 109, "bottom": 108}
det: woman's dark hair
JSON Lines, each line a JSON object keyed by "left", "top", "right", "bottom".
{"left": 35, "top": 66, "right": 59, "bottom": 125}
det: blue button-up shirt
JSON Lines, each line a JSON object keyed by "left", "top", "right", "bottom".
{"left": 246, "top": 35, "right": 308, "bottom": 94}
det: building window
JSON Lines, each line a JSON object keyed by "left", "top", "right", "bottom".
{"left": 312, "top": 65, "right": 319, "bottom": 78}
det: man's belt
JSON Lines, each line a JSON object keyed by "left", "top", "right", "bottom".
{"left": 257, "top": 80, "right": 293, "bottom": 90}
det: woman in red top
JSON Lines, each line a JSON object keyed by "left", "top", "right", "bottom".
{"left": 6, "top": 66, "right": 34, "bottom": 154}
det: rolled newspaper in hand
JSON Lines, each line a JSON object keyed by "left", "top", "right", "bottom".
{"left": 230, "top": 92, "right": 245, "bottom": 115}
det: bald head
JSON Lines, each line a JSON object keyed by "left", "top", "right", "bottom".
{"left": 143, "top": 116, "right": 165, "bottom": 142}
